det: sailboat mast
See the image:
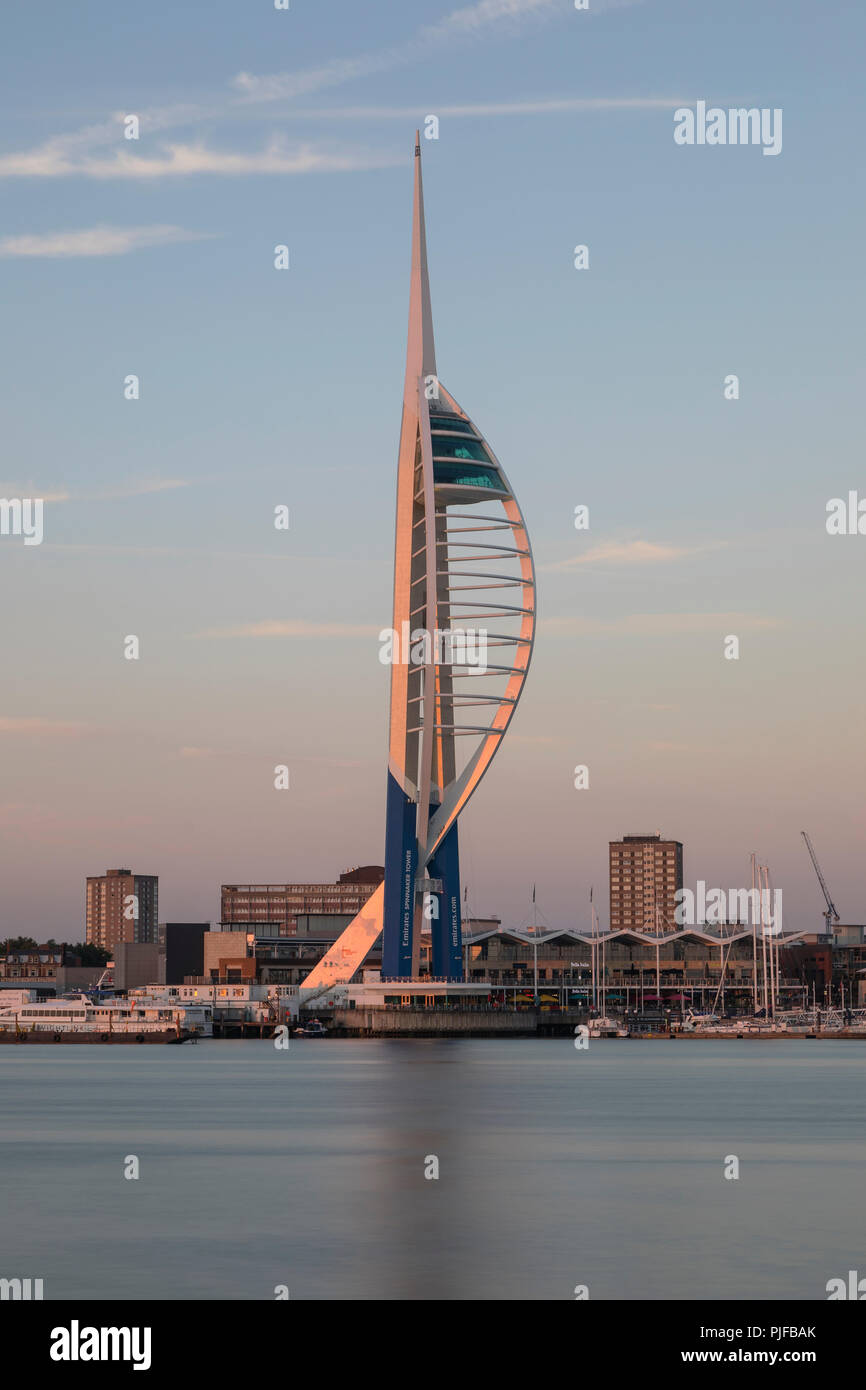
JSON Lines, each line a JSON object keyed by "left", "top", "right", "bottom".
{"left": 590, "top": 888, "right": 596, "bottom": 1009}
{"left": 751, "top": 853, "right": 759, "bottom": 1014}
{"left": 759, "top": 865, "right": 770, "bottom": 1014}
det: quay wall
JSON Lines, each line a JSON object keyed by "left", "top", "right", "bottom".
{"left": 331, "top": 1008, "right": 536, "bottom": 1037}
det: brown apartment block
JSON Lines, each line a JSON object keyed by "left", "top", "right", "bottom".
{"left": 86, "top": 868, "right": 158, "bottom": 950}
{"left": 220, "top": 865, "right": 384, "bottom": 938}
{"left": 609, "top": 834, "right": 683, "bottom": 932}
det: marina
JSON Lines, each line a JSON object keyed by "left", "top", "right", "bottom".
{"left": 326, "top": 1008, "right": 866, "bottom": 1040}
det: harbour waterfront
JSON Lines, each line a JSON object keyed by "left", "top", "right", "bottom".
{"left": 0, "top": 1040, "right": 863, "bottom": 1301}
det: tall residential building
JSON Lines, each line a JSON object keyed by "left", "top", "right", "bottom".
{"left": 609, "top": 834, "right": 683, "bottom": 932}
{"left": 220, "top": 866, "right": 384, "bottom": 939}
{"left": 86, "top": 868, "right": 158, "bottom": 950}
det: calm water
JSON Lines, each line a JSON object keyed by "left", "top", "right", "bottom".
{"left": 0, "top": 1039, "right": 862, "bottom": 1300}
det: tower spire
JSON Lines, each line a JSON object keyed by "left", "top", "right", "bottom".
{"left": 405, "top": 131, "right": 436, "bottom": 396}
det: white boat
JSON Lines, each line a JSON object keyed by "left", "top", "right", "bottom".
{"left": 676, "top": 1010, "right": 790, "bottom": 1036}
{"left": 0, "top": 992, "right": 210, "bottom": 1043}
{"left": 678, "top": 1010, "right": 723, "bottom": 1033}
{"left": 587, "top": 1015, "right": 628, "bottom": 1038}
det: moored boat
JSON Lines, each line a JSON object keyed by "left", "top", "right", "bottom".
{"left": 0, "top": 993, "right": 208, "bottom": 1043}
{"left": 587, "top": 1015, "right": 628, "bottom": 1038}
{"left": 294, "top": 1018, "right": 328, "bottom": 1038}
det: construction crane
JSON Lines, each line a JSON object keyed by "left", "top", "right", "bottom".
{"left": 801, "top": 831, "right": 841, "bottom": 934}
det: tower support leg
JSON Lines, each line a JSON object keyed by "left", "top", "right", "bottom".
{"left": 382, "top": 772, "right": 418, "bottom": 978}
{"left": 430, "top": 822, "right": 463, "bottom": 981}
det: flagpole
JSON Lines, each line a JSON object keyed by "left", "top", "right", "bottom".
{"left": 531, "top": 883, "right": 538, "bottom": 1005}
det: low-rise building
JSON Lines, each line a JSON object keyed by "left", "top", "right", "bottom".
{"left": 198, "top": 914, "right": 500, "bottom": 989}
{"left": 220, "top": 865, "right": 384, "bottom": 938}
{"left": 113, "top": 942, "right": 165, "bottom": 991}
{"left": 53, "top": 965, "right": 109, "bottom": 994}
{"left": 0, "top": 944, "right": 77, "bottom": 994}
{"left": 465, "top": 924, "right": 817, "bottom": 1011}
{"left": 157, "top": 922, "right": 209, "bottom": 985}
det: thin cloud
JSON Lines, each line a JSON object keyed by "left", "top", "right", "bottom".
{"left": 288, "top": 96, "right": 686, "bottom": 120}
{"left": 0, "top": 487, "right": 69, "bottom": 502}
{"left": 0, "top": 104, "right": 228, "bottom": 177}
{"left": 0, "top": 481, "right": 189, "bottom": 504}
{"left": 294, "top": 756, "right": 373, "bottom": 769}
{"left": 40, "top": 544, "right": 320, "bottom": 561}
{"left": 545, "top": 540, "right": 721, "bottom": 571}
{"left": 232, "top": 0, "right": 559, "bottom": 101}
{"left": 197, "top": 620, "right": 382, "bottom": 639}
{"left": 543, "top": 612, "right": 781, "bottom": 636}
{"left": 0, "top": 225, "right": 213, "bottom": 258}
{"left": 0, "top": 138, "right": 400, "bottom": 180}
{"left": 0, "top": 717, "right": 88, "bottom": 736}
{"left": 0, "top": 0, "right": 651, "bottom": 181}
{"left": 0, "top": 102, "right": 677, "bottom": 181}
{"left": 93, "top": 479, "right": 192, "bottom": 500}
{"left": 231, "top": 0, "right": 641, "bottom": 101}
{"left": 426, "top": 0, "right": 566, "bottom": 39}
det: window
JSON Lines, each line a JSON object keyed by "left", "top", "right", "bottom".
{"left": 428, "top": 415, "right": 476, "bottom": 435}
{"left": 433, "top": 460, "right": 503, "bottom": 491}
{"left": 431, "top": 436, "right": 489, "bottom": 462}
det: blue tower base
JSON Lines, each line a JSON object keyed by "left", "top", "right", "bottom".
{"left": 430, "top": 821, "right": 463, "bottom": 981}
{"left": 382, "top": 772, "right": 418, "bottom": 978}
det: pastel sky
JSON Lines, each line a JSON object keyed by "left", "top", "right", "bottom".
{"left": 0, "top": 0, "right": 863, "bottom": 940}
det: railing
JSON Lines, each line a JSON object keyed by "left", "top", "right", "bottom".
{"left": 359, "top": 1003, "right": 545, "bottom": 1014}
{"left": 377, "top": 976, "right": 467, "bottom": 985}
